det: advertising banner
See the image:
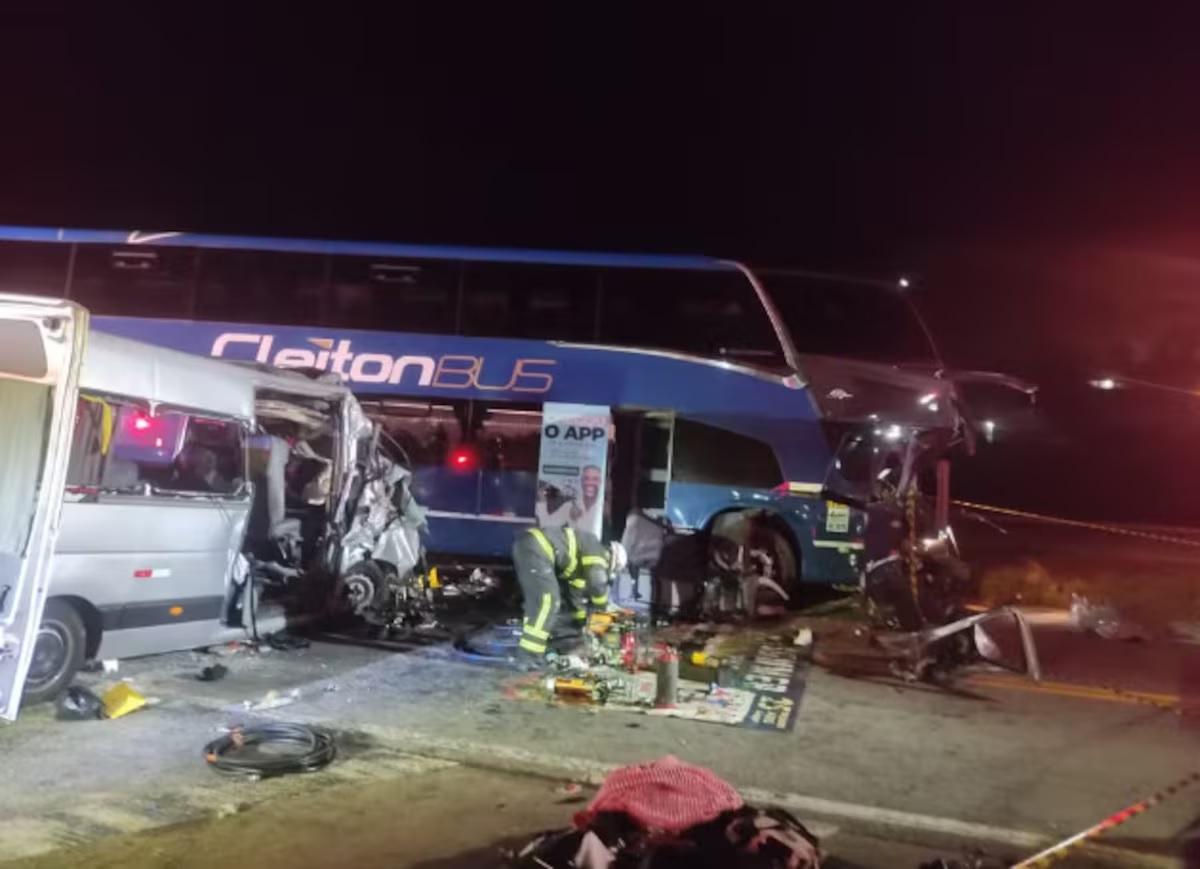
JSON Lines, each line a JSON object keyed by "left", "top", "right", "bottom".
{"left": 536, "top": 402, "right": 611, "bottom": 538}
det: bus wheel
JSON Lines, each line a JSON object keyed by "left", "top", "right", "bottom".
{"left": 709, "top": 513, "right": 799, "bottom": 609}
{"left": 23, "top": 599, "right": 87, "bottom": 705}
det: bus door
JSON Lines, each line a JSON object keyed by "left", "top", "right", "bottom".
{"left": 0, "top": 298, "right": 85, "bottom": 721}
{"left": 610, "top": 410, "right": 674, "bottom": 538}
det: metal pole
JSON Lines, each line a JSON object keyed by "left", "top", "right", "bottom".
{"left": 935, "top": 458, "right": 950, "bottom": 531}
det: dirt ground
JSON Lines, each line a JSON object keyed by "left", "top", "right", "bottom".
{"left": 0, "top": 763, "right": 968, "bottom": 869}
{"left": 957, "top": 515, "right": 1200, "bottom": 638}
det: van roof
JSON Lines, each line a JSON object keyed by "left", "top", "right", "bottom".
{"left": 83, "top": 331, "right": 256, "bottom": 419}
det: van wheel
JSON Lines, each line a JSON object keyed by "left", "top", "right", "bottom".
{"left": 23, "top": 600, "right": 87, "bottom": 705}
{"left": 331, "top": 561, "right": 384, "bottom": 621}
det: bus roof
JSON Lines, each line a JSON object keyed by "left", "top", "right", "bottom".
{"left": 0, "top": 225, "right": 732, "bottom": 272}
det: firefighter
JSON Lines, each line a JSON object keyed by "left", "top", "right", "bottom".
{"left": 511, "top": 525, "right": 627, "bottom": 665}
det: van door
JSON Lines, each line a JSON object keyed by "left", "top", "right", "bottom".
{"left": 0, "top": 297, "right": 85, "bottom": 720}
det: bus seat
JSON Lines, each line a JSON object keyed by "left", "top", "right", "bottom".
{"left": 621, "top": 511, "right": 669, "bottom": 570}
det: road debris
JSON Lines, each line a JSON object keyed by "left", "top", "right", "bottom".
{"left": 243, "top": 688, "right": 301, "bottom": 711}
{"left": 203, "top": 722, "right": 337, "bottom": 779}
{"left": 100, "top": 682, "right": 148, "bottom": 719}
{"left": 267, "top": 632, "right": 311, "bottom": 651}
{"left": 508, "top": 756, "right": 820, "bottom": 868}
{"left": 210, "top": 642, "right": 245, "bottom": 658}
{"left": 196, "top": 664, "right": 228, "bottom": 682}
{"left": 55, "top": 685, "right": 103, "bottom": 721}
{"left": 1068, "top": 594, "right": 1148, "bottom": 641}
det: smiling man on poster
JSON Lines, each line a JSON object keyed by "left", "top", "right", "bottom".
{"left": 533, "top": 403, "right": 611, "bottom": 538}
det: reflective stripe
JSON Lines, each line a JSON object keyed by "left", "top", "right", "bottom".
{"left": 571, "top": 609, "right": 587, "bottom": 621}
{"left": 564, "top": 528, "right": 578, "bottom": 578}
{"left": 568, "top": 578, "right": 586, "bottom": 589}
{"left": 522, "top": 621, "right": 550, "bottom": 640}
{"left": 531, "top": 592, "right": 554, "bottom": 634}
{"left": 580, "top": 555, "right": 607, "bottom": 567}
{"left": 528, "top": 528, "right": 554, "bottom": 560}
{"left": 518, "top": 637, "right": 547, "bottom": 654}
{"left": 591, "top": 594, "right": 609, "bottom": 607}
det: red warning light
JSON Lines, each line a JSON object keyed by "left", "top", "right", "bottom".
{"left": 132, "top": 415, "right": 152, "bottom": 431}
{"left": 447, "top": 446, "right": 477, "bottom": 472}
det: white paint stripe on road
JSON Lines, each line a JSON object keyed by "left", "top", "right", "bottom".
{"left": 353, "top": 724, "right": 1177, "bottom": 869}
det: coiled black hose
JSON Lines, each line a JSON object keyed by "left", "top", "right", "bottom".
{"left": 203, "top": 722, "right": 337, "bottom": 779}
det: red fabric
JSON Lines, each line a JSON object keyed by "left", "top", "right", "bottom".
{"left": 579, "top": 756, "right": 744, "bottom": 833}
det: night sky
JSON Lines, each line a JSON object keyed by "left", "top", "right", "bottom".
{"left": 4, "top": 6, "right": 1200, "bottom": 521}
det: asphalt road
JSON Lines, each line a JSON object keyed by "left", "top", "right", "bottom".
{"left": 0, "top": 628, "right": 1192, "bottom": 867}
{"left": 0, "top": 761, "right": 970, "bottom": 869}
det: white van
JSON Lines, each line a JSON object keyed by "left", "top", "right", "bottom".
{"left": 0, "top": 295, "right": 425, "bottom": 718}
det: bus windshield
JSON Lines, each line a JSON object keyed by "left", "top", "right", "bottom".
{"left": 760, "top": 271, "right": 939, "bottom": 366}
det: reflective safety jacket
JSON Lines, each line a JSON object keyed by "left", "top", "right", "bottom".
{"left": 525, "top": 525, "right": 610, "bottom": 608}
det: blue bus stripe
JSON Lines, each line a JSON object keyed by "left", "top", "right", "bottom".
{"left": 0, "top": 225, "right": 732, "bottom": 271}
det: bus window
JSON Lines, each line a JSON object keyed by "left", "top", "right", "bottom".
{"left": 461, "top": 263, "right": 598, "bottom": 341}
{"left": 327, "top": 257, "right": 458, "bottom": 334}
{"left": 69, "top": 246, "right": 198, "bottom": 318}
{"left": 760, "top": 271, "right": 937, "bottom": 365}
{"left": 671, "top": 418, "right": 783, "bottom": 489}
{"left": 478, "top": 405, "right": 541, "bottom": 517}
{"left": 599, "top": 268, "right": 783, "bottom": 364}
{"left": 0, "top": 242, "right": 69, "bottom": 297}
{"left": 363, "top": 400, "right": 475, "bottom": 514}
{"left": 195, "top": 250, "right": 327, "bottom": 326}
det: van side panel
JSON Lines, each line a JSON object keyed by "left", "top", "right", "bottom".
{"left": 53, "top": 494, "right": 250, "bottom": 658}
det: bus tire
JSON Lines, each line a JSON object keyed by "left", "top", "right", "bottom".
{"left": 708, "top": 511, "right": 800, "bottom": 605}
{"left": 22, "top": 599, "right": 87, "bottom": 706}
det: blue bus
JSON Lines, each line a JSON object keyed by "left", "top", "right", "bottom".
{"left": 0, "top": 226, "right": 967, "bottom": 595}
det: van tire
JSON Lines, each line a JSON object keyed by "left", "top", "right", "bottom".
{"left": 23, "top": 599, "right": 88, "bottom": 706}
{"left": 331, "top": 561, "right": 385, "bottom": 622}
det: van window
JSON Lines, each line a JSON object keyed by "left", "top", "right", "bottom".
{"left": 671, "top": 418, "right": 783, "bottom": 489}
{"left": 599, "top": 268, "right": 783, "bottom": 364}
{"left": 327, "top": 257, "right": 458, "bottom": 334}
{"left": 66, "top": 397, "right": 110, "bottom": 488}
{"left": 69, "top": 246, "right": 199, "bottom": 318}
{"left": 461, "top": 263, "right": 598, "bottom": 340}
{"left": 106, "top": 405, "right": 245, "bottom": 496}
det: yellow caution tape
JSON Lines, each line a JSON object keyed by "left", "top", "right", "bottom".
{"left": 952, "top": 499, "right": 1200, "bottom": 549}
{"left": 1012, "top": 770, "right": 1200, "bottom": 867}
